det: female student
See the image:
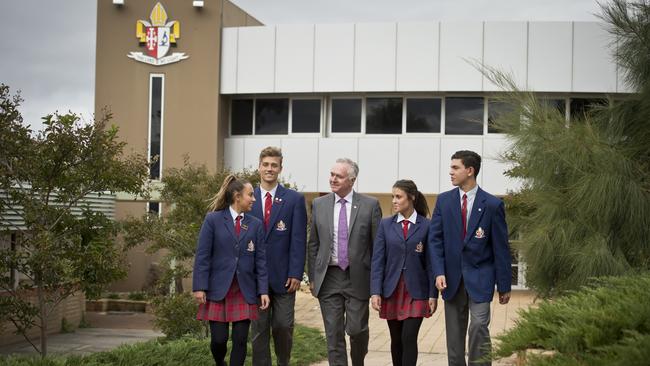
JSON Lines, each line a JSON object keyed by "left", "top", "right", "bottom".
{"left": 370, "top": 179, "right": 438, "bottom": 366}
{"left": 193, "top": 175, "right": 270, "bottom": 366}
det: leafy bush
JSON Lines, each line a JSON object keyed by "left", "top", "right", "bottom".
{"left": 0, "top": 325, "right": 327, "bottom": 366}
{"left": 150, "top": 292, "right": 204, "bottom": 340}
{"left": 493, "top": 273, "right": 650, "bottom": 366}
{"left": 126, "top": 292, "right": 147, "bottom": 301}
{"left": 105, "top": 293, "right": 120, "bottom": 300}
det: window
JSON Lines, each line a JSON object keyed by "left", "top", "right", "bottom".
{"left": 331, "top": 99, "right": 362, "bottom": 133}
{"left": 445, "top": 97, "right": 484, "bottom": 135}
{"left": 255, "top": 99, "right": 289, "bottom": 135}
{"left": 570, "top": 98, "right": 607, "bottom": 120}
{"left": 539, "top": 98, "right": 566, "bottom": 118}
{"left": 231, "top": 99, "right": 254, "bottom": 135}
{"left": 366, "top": 98, "right": 403, "bottom": 134}
{"left": 149, "top": 75, "right": 164, "bottom": 179}
{"left": 147, "top": 202, "right": 160, "bottom": 216}
{"left": 292, "top": 99, "right": 321, "bottom": 133}
{"left": 488, "top": 100, "right": 516, "bottom": 134}
{"left": 406, "top": 98, "right": 441, "bottom": 133}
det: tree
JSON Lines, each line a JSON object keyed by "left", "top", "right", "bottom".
{"left": 483, "top": 0, "right": 650, "bottom": 297}
{"left": 0, "top": 84, "right": 150, "bottom": 356}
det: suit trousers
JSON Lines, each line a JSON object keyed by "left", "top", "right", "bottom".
{"left": 444, "top": 280, "right": 492, "bottom": 366}
{"left": 251, "top": 290, "right": 296, "bottom": 366}
{"left": 318, "top": 266, "right": 370, "bottom": 366}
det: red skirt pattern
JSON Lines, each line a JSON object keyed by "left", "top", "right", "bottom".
{"left": 196, "top": 277, "right": 259, "bottom": 322}
{"left": 379, "top": 274, "right": 431, "bottom": 321}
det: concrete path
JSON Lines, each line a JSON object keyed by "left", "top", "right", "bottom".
{"left": 294, "top": 289, "right": 535, "bottom": 366}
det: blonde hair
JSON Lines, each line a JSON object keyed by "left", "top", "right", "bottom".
{"left": 207, "top": 174, "right": 248, "bottom": 212}
{"left": 259, "top": 146, "right": 283, "bottom": 164}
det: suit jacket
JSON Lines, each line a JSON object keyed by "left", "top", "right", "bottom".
{"left": 307, "top": 191, "right": 382, "bottom": 299}
{"left": 250, "top": 185, "right": 307, "bottom": 294}
{"left": 371, "top": 214, "right": 437, "bottom": 300}
{"left": 192, "top": 209, "right": 268, "bottom": 304}
{"left": 428, "top": 187, "right": 511, "bottom": 303}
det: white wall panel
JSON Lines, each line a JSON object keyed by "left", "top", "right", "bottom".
{"left": 237, "top": 26, "right": 275, "bottom": 93}
{"left": 483, "top": 22, "right": 527, "bottom": 91}
{"left": 528, "top": 22, "right": 572, "bottom": 92}
{"left": 281, "top": 138, "right": 319, "bottom": 192}
{"left": 220, "top": 28, "right": 238, "bottom": 94}
{"left": 354, "top": 23, "right": 397, "bottom": 91}
{"left": 482, "top": 137, "right": 521, "bottom": 195}
{"left": 243, "top": 138, "right": 282, "bottom": 170}
{"left": 314, "top": 24, "right": 355, "bottom": 92}
{"left": 223, "top": 138, "right": 244, "bottom": 171}
{"left": 275, "top": 24, "right": 315, "bottom": 92}
{"left": 439, "top": 22, "right": 483, "bottom": 91}
{"left": 318, "top": 139, "right": 358, "bottom": 192}
{"left": 439, "top": 138, "right": 483, "bottom": 192}
{"left": 396, "top": 22, "right": 438, "bottom": 91}
{"left": 358, "top": 138, "right": 398, "bottom": 193}
{"left": 398, "top": 138, "right": 439, "bottom": 194}
{"left": 572, "top": 22, "right": 617, "bottom": 93}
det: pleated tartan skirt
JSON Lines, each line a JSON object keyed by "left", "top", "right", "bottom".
{"left": 379, "top": 274, "right": 431, "bottom": 321}
{"left": 196, "top": 277, "right": 259, "bottom": 322}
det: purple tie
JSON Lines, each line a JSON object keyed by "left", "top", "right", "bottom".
{"left": 338, "top": 198, "right": 349, "bottom": 270}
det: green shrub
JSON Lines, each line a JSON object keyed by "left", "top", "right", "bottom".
{"left": 105, "top": 293, "right": 120, "bottom": 300}
{"left": 126, "top": 292, "right": 147, "bottom": 301}
{"left": 150, "top": 292, "right": 204, "bottom": 340}
{"left": 0, "top": 325, "right": 327, "bottom": 366}
{"left": 493, "top": 273, "right": 650, "bottom": 366}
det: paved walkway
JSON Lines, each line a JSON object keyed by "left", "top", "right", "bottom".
{"left": 294, "top": 289, "right": 535, "bottom": 366}
{"left": 1, "top": 290, "right": 535, "bottom": 365}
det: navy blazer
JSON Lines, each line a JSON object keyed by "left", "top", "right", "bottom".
{"left": 250, "top": 185, "right": 307, "bottom": 294}
{"left": 428, "top": 187, "right": 511, "bottom": 303}
{"left": 192, "top": 209, "right": 268, "bottom": 304}
{"left": 371, "top": 214, "right": 437, "bottom": 300}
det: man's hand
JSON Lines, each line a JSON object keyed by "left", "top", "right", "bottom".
{"left": 371, "top": 295, "right": 382, "bottom": 312}
{"left": 428, "top": 297, "right": 438, "bottom": 315}
{"left": 193, "top": 291, "right": 206, "bottom": 304}
{"left": 435, "top": 275, "right": 447, "bottom": 291}
{"left": 260, "top": 294, "right": 270, "bottom": 310}
{"left": 285, "top": 277, "right": 301, "bottom": 293}
{"left": 499, "top": 291, "right": 511, "bottom": 305}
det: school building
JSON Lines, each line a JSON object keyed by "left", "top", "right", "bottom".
{"left": 96, "top": 0, "right": 629, "bottom": 291}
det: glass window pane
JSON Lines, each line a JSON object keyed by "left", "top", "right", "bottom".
{"left": 231, "top": 99, "right": 253, "bottom": 135}
{"left": 256, "top": 99, "right": 289, "bottom": 135}
{"left": 332, "top": 99, "right": 362, "bottom": 133}
{"left": 488, "top": 100, "right": 516, "bottom": 133}
{"left": 366, "top": 98, "right": 403, "bottom": 134}
{"left": 406, "top": 98, "right": 441, "bottom": 133}
{"left": 445, "top": 97, "right": 484, "bottom": 135}
{"left": 149, "top": 76, "right": 163, "bottom": 179}
{"left": 570, "top": 98, "right": 607, "bottom": 120}
{"left": 292, "top": 99, "right": 321, "bottom": 133}
{"left": 540, "top": 98, "right": 566, "bottom": 117}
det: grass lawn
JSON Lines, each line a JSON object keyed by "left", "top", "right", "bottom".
{"left": 0, "top": 324, "right": 327, "bottom": 366}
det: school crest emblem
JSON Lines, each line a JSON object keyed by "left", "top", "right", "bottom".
{"left": 127, "top": 3, "right": 189, "bottom": 66}
{"left": 276, "top": 220, "right": 287, "bottom": 231}
{"left": 475, "top": 227, "right": 485, "bottom": 239}
{"left": 247, "top": 240, "right": 255, "bottom": 252}
{"left": 415, "top": 242, "right": 424, "bottom": 253}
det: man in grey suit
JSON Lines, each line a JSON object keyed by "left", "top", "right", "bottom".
{"left": 308, "top": 158, "right": 382, "bottom": 366}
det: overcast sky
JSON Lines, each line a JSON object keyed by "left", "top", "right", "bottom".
{"left": 0, "top": 0, "right": 603, "bottom": 130}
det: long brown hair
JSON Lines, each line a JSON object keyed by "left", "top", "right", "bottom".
{"left": 207, "top": 174, "right": 249, "bottom": 212}
{"left": 393, "top": 179, "right": 430, "bottom": 218}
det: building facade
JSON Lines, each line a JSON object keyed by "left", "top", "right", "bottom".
{"left": 96, "top": 0, "right": 628, "bottom": 290}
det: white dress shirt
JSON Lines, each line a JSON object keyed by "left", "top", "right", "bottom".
{"left": 396, "top": 210, "right": 417, "bottom": 226}
{"left": 330, "top": 190, "right": 354, "bottom": 266}
{"left": 229, "top": 205, "right": 244, "bottom": 225}
{"left": 459, "top": 185, "right": 479, "bottom": 230}
{"left": 260, "top": 184, "right": 278, "bottom": 215}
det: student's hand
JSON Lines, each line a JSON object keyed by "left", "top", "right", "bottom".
{"left": 260, "top": 295, "right": 270, "bottom": 310}
{"left": 429, "top": 297, "right": 438, "bottom": 315}
{"left": 285, "top": 277, "right": 301, "bottom": 293}
{"left": 193, "top": 291, "right": 206, "bottom": 304}
{"left": 435, "top": 275, "right": 447, "bottom": 291}
{"left": 499, "top": 291, "right": 511, "bottom": 305}
{"left": 371, "top": 295, "right": 382, "bottom": 312}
